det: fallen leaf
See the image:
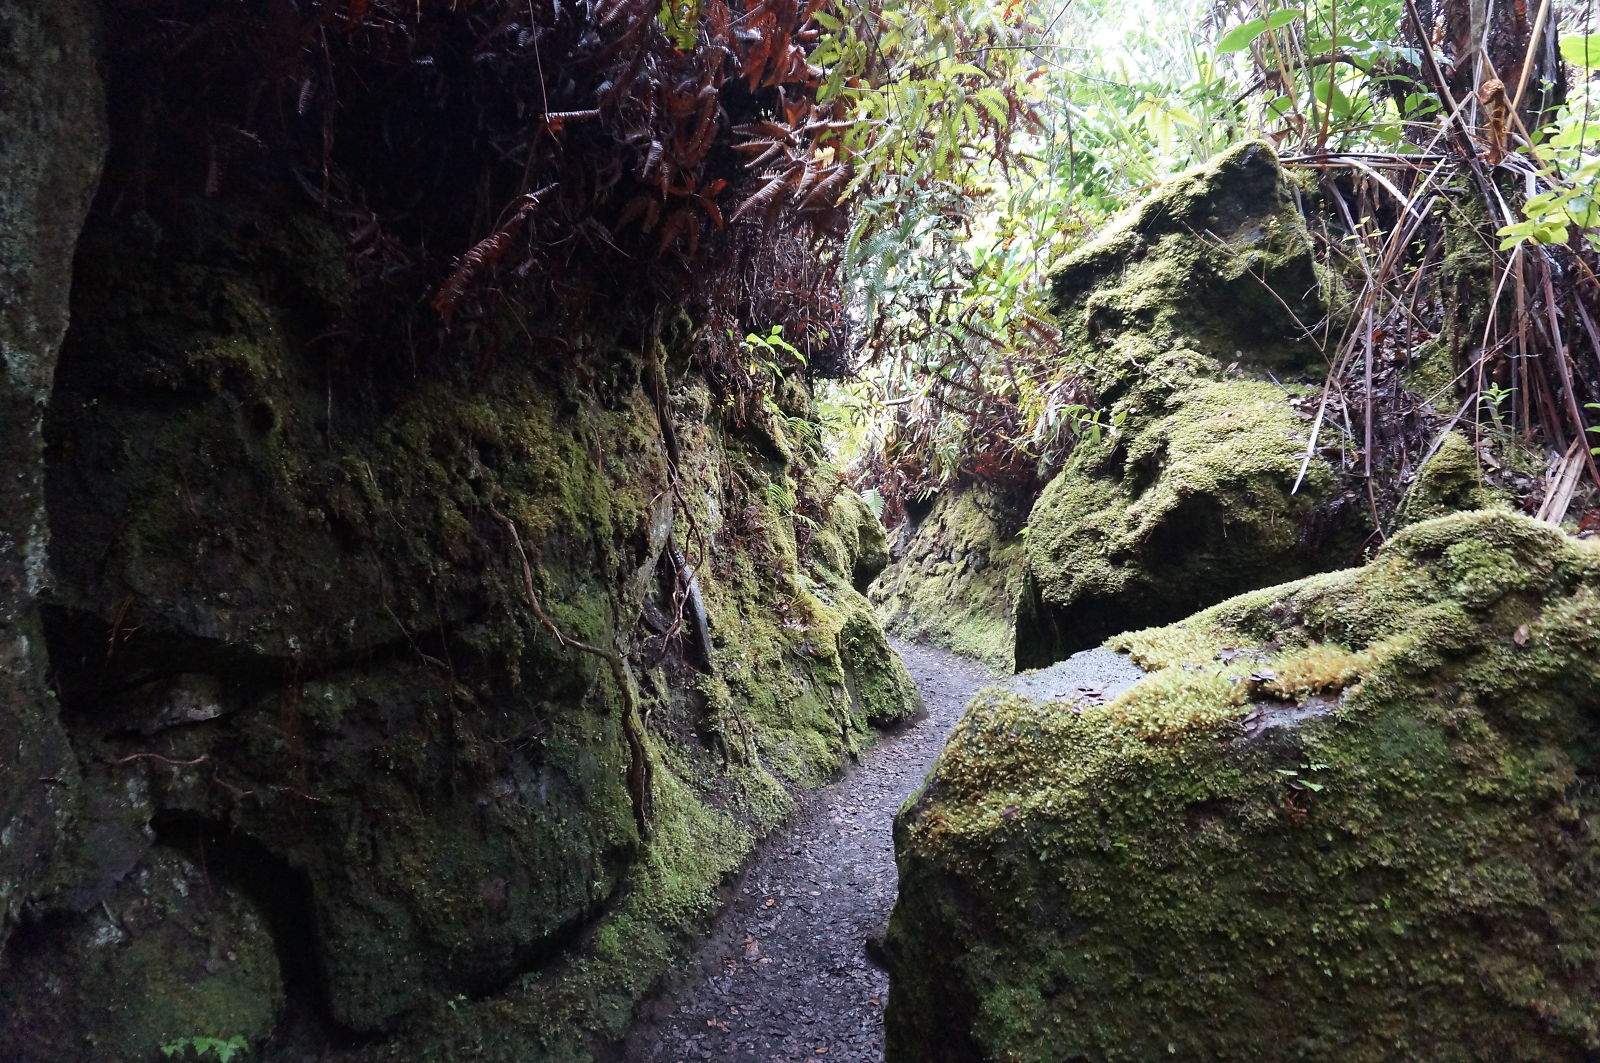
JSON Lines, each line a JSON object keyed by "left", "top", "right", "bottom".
{"left": 764, "top": 898, "right": 776, "bottom": 908}
{"left": 1514, "top": 624, "right": 1530, "bottom": 646}
{"left": 743, "top": 934, "right": 760, "bottom": 960}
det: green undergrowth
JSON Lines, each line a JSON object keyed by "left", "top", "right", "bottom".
{"left": 889, "top": 511, "right": 1600, "bottom": 1062}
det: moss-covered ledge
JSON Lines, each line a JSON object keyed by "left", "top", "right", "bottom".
{"left": 5, "top": 184, "right": 919, "bottom": 1060}
{"left": 889, "top": 511, "right": 1600, "bottom": 1062}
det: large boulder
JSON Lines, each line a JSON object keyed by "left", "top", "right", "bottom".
{"left": 1017, "top": 142, "right": 1363, "bottom": 668}
{"left": 889, "top": 511, "right": 1600, "bottom": 1061}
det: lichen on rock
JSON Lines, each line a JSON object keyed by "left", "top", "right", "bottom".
{"left": 888, "top": 511, "right": 1600, "bottom": 1061}
{"left": 0, "top": 0, "right": 106, "bottom": 950}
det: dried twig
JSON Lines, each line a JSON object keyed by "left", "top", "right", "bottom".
{"left": 112, "top": 752, "right": 210, "bottom": 768}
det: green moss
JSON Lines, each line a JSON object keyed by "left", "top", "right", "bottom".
{"left": 0, "top": 850, "right": 282, "bottom": 1062}
{"left": 1402, "top": 337, "right": 1460, "bottom": 404}
{"left": 382, "top": 748, "right": 759, "bottom": 1063}
{"left": 1019, "top": 375, "right": 1352, "bottom": 665}
{"left": 888, "top": 512, "right": 1600, "bottom": 1061}
{"left": 889, "top": 149, "right": 1337, "bottom": 672}
{"left": 43, "top": 193, "right": 920, "bottom": 1059}
{"left": 811, "top": 487, "right": 891, "bottom": 593}
{"left": 1014, "top": 143, "right": 1366, "bottom": 669}
{"left": 1396, "top": 431, "right": 1508, "bottom": 526}
{"left": 1049, "top": 141, "right": 1329, "bottom": 374}
{"left": 872, "top": 485, "right": 1026, "bottom": 673}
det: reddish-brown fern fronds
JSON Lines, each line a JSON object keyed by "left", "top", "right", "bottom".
{"left": 432, "top": 185, "right": 556, "bottom": 324}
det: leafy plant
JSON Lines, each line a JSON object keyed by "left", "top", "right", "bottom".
{"left": 160, "top": 1036, "right": 248, "bottom": 1062}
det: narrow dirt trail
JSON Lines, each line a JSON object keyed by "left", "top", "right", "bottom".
{"left": 622, "top": 640, "right": 993, "bottom": 1063}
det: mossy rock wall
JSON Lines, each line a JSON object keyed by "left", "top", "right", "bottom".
{"left": 1, "top": 186, "right": 917, "bottom": 1059}
{"left": 871, "top": 484, "right": 1026, "bottom": 673}
{"left": 1017, "top": 143, "right": 1364, "bottom": 668}
{"left": 888, "top": 511, "right": 1600, "bottom": 1061}
{"left": 0, "top": 0, "right": 105, "bottom": 951}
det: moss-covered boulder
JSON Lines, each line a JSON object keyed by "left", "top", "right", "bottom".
{"left": 872, "top": 484, "right": 1026, "bottom": 673}
{"left": 1049, "top": 141, "right": 1327, "bottom": 373}
{"left": 1016, "top": 368, "right": 1359, "bottom": 666}
{"left": 1017, "top": 143, "right": 1361, "bottom": 667}
{"left": 889, "top": 511, "right": 1600, "bottom": 1061}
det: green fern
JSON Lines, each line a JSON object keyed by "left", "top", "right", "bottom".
{"left": 160, "top": 1036, "right": 249, "bottom": 1063}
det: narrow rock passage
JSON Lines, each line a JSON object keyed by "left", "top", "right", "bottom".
{"left": 623, "top": 640, "right": 993, "bottom": 1063}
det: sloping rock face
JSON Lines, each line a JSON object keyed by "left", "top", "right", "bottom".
{"left": 1016, "top": 142, "right": 1364, "bottom": 668}
{"left": 0, "top": 33, "right": 916, "bottom": 1063}
{"left": 872, "top": 484, "right": 1026, "bottom": 673}
{"left": 0, "top": 0, "right": 106, "bottom": 949}
{"left": 888, "top": 511, "right": 1600, "bottom": 1061}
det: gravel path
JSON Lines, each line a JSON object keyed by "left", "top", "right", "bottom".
{"left": 623, "top": 639, "right": 1143, "bottom": 1063}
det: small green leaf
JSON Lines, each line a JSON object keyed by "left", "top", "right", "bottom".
{"left": 1218, "top": 9, "right": 1301, "bottom": 52}
{"left": 1312, "top": 76, "right": 1357, "bottom": 118}
{"left": 1560, "top": 33, "right": 1600, "bottom": 68}
{"left": 1217, "top": 17, "right": 1268, "bottom": 52}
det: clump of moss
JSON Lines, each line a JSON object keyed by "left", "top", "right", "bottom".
{"left": 889, "top": 511, "right": 1600, "bottom": 1062}
{"left": 1396, "top": 430, "right": 1509, "bottom": 526}
{"left": 1018, "top": 374, "right": 1356, "bottom": 666}
{"left": 872, "top": 484, "right": 1027, "bottom": 673}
